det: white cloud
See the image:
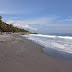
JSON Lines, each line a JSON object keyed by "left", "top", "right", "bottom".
{"left": 13, "top": 23, "right": 37, "bottom": 31}
{"left": 56, "top": 17, "right": 72, "bottom": 24}
{"left": 22, "top": 25, "right": 37, "bottom": 31}
{"left": 6, "top": 20, "right": 37, "bottom": 31}
{"left": 0, "top": 10, "right": 22, "bottom": 14}
{"left": 5, "top": 16, "right": 72, "bottom": 32}
{"left": 0, "top": 9, "right": 35, "bottom": 14}
{"left": 46, "top": 24, "right": 72, "bottom": 27}
{"left": 5, "top": 17, "right": 54, "bottom": 31}
{"left": 0, "top": 10, "right": 12, "bottom": 14}
{"left": 0, "top": 11, "right": 6, "bottom": 14}
{"left": 5, "top": 17, "right": 72, "bottom": 31}
{"left": 65, "top": 19, "right": 72, "bottom": 21}
{"left": 6, "top": 20, "right": 14, "bottom": 24}
{"left": 55, "top": 28, "right": 72, "bottom": 30}
{"left": 14, "top": 17, "right": 54, "bottom": 25}
{"left": 3, "top": 17, "right": 19, "bottom": 20}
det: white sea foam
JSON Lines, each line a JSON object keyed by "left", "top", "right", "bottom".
{"left": 58, "top": 36, "right": 72, "bottom": 39}
{"left": 29, "top": 34, "right": 56, "bottom": 38}
{"left": 22, "top": 34, "right": 72, "bottom": 54}
{"left": 29, "top": 34, "right": 72, "bottom": 39}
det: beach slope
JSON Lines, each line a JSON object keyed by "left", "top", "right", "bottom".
{"left": 0, "top": 34, "right": 72, "bottom": 72}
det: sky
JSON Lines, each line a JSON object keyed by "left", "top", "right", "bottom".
{"left": 0, "top": 0, "right": 72, "bottom": 33}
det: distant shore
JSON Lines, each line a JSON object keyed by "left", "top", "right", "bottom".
{"left": 0, "top": 34, "right": 72, "bottom": 72}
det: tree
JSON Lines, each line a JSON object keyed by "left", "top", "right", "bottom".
{"left": 0, "top": 16, "right": 2, "bottom": 20}
{"left": 0, "top": 16, "right": 29, "bottom": 32}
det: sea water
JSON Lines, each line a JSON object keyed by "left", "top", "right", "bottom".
{"left": 21, "top": 33, "right": 72, "bottom": 61}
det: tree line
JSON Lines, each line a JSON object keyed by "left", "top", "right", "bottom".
{"left": 0, "top": 16, "right": 28, "bottom": 33}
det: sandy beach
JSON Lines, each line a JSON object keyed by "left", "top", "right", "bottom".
{"left": 0, "top": 34, "right": 72, "bottom": 72}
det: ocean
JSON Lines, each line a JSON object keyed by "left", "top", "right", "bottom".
{"left": 21, "top": 33, "right": 72, "bottom": 61}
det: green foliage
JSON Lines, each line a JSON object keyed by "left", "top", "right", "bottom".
{"left": 0, "top": 19, "right": 28, "bottom": 32}
{"left": 0, "top": 16, "right": 2, "bottom": 20}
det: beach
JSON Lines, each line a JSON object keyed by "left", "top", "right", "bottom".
{"left": 0, "top": 34, "right": 72, "bottom": 72}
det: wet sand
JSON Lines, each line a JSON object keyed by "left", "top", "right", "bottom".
{"left": 0, "top": 34, "right": 72, "bottom": 72}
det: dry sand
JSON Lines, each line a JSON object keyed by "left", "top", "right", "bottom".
{"left": 0, "top": 34, "right": 72, "bottom": 72}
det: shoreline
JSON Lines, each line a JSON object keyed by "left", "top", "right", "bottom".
{"left": 21, "top": 34, "right": 72, "bottom": 61}
{"left": 0, "top": 34, "right": 72, "bottom": 72}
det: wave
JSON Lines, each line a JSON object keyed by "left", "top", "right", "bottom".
{"left": 29, "top": 34, "right": 72, "bottom": 39}
{"left": 22, "top": 34, "right": 72, "bottom": 54}
{"left": 22, "top": 34, "right": 72, "bottom": 60}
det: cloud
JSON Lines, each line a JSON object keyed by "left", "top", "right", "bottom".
{"left": 57, "top": 18, "right": 72, "bottom": 23}
{"left": 65, "top": 19, "right": 72, "bottom": 21}
{"left": 0, "top": 11, "right": 6, "bottom": 14}
{"left": 0, "top": 9, "right": 37, "bottom": 15}
{"left": 22, "top": 25, "right": 37, "bottom": 31}
{"left": 46, "top": 24, "right": 72, "bottom": 27}
{"left": 0, "top": 10, "right": 16, "bottom": 14}
{"left": 6, "top": 20, "right": 37, "bottom": 31}
{"left": 55, "top": 28, "right": 72, "bottom": 30}
{"left": 5, "top": 16, "right": 72, "bottom": 32}
{"left": 13, "top": 17, "right": 54, "bottom": 25}
{"left": 0, "top": 10, "right": 25, "bottom": 14}
{"left": 5, "top": 17, "right": 54, "bottom": 31}
{"left": 6, "top": 20, "right": 14, "bottom": 24}
{"left": 13, "top": 23, "right": 37, "bottom": 31}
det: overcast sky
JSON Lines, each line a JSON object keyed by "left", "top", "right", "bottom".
{"left": 0, "top": 0, "right": 72, "bottom": 33}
